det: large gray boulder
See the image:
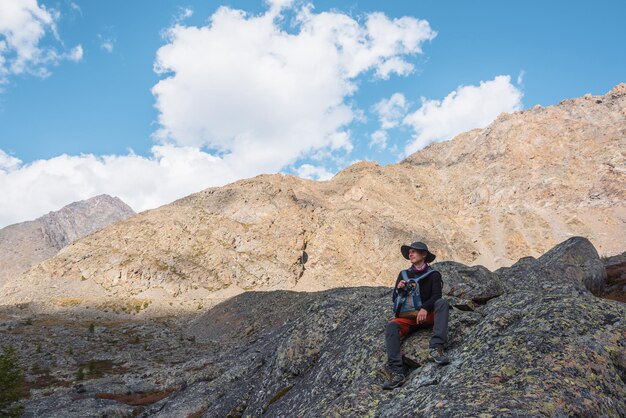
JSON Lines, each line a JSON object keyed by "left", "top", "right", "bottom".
{"left": 496, "top": 236, "right": 607, "bottom": 295}
{"left": 436, "top": 261, "right": 503, "bottom": 307}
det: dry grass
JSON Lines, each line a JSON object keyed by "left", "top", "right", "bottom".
{"left": 77, "top": 359, "right": 124, "bottom": 379}
{"left": 95, "top": 298, "right": 152, "bottom": 314}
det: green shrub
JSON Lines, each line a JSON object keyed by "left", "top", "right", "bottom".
{"left": 0, "top": 346, "right": 24, "bottom": 417}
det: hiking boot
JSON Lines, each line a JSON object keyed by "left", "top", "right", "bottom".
{"left": 402, "top": 354, "right": 421, "bottom": 370}
{"left": 429, "top": 346, "right": 449, "bottom": 365}
{"left": 382, "top": 371, "right": 406, "bottom": 390}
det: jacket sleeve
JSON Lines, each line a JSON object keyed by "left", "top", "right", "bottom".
{"left": 391, "top": 272, "right": 403, "bottom": 304}
{"left": 421, "top": 272, "right": 443, "bottom": 312}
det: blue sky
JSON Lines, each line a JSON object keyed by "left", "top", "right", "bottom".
{"left": 0, "top": 0, "right": 624, "bottom": 227}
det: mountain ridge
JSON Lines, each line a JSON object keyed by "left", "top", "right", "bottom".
{"left": 1, "top": 84, "right": 624, "bottom": 312}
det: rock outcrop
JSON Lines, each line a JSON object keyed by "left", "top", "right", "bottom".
{"left": 0, "top": 195, "right": 134, "bottom": 287}
{"left": 1, "top": 85, "right": 625, "bottom": 311}
{"left": 6, "top": 237, "right": 625, "bottom": 417}
{"left": 155, "top": 237, "right": 626, "bottom": 417}
{"left": 602, "top": 251, "right": 626, "bottom": 303}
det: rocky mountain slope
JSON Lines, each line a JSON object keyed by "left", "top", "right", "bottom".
{"left": 1, "top": 85, "right": 624, "bottom": 311}
{"left": 4, "top": 238, "right": 625, "bottom": 417}
{"left": 0, "top": 195, "right": 134, "bottom": 287}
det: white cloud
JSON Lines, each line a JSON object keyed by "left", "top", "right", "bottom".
{"left": 101, "top": 41, "right": 113, "bottom": 53}
{"left": 369, "top": 129, "right": 388, "bottom": 150}
{"left": 375, "top": 56, "right": 413, "bottom": 79}
{"left": 173, "top": 7, "right": 193, "bottom": 24}
{"left": 152, "top": 3, "right": 435, "bottom": 176}
{"left": 369, "top": 92, "right": 408, "bottom": 151}
{"left": 98, "top": 34, "right": 114, "bottom": 53}
{"left": 0, "top": 145, "right": 240, "bottom": 228}
{"left": 0, "top": 2, "right": 437, "bottom": 227}
{"left": 294, "top": 163, "right": 334, "bottom": 181}
{"left": 67, "top": 45, "right": 82, "bottom": 61}
{"left": 0, "top": 0, "right": 82, "bottom": 84}
{"left": 403, "top": 75, "right": 523, "bottom": 154}
{"left": 0, "top": 149, "right": 22, "bottom": 173}
{"left": 266, "top": 0, "right": 294, "bottom": 13}
{"left": 373, "top": 92, "right": 408, "bottom": 129}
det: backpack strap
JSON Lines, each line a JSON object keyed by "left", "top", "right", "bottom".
{"left": 394, "top": 270, "right": 411, "bottom": 315}
{"left": 412, "top": 268, "right": 438, "bottom": 282}
{"left": 411, "top": 269, "right": 437, "bottom": 311}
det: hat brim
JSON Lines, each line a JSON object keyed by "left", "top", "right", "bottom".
{"left": 401, "top": 245, "right": 436, "bottom": 263}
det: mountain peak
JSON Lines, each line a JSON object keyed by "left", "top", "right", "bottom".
{"left": 0, "top": 195, "right": 135, "bottom": 287}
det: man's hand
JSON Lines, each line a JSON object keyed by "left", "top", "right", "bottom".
{"left": 416, "top": 308, "right": 428, "bottom": 324}
{"left": 397, "top": 280, "right": 406, "bottom": 289}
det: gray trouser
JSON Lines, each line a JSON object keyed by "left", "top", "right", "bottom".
{"left": 385, "top": 298, "right": 449, "bottom": 373}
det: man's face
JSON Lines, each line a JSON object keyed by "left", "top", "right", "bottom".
{"left": 408, "top": 248, "right": 426, "bottom": 264}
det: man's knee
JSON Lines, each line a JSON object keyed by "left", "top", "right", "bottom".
{"left": 385, "top": 321, "right": 401, "bottom": 336}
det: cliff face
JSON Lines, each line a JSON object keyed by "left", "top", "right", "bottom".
{"left": 0, "top": 195, "right": 135, "bottom": 287}
{"left": 1, "top": 85, "right": 624, "bottom": 311}
{"left": 10, "top": 238, "right": 625, "bottom": 417}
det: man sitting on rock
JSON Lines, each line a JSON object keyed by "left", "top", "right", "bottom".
{"left": 382, "top": 241, "right": 450, "bottom": 390}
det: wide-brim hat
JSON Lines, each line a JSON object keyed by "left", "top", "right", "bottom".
{"left": 401, "top": 241, "right": 436, "bottom": 263}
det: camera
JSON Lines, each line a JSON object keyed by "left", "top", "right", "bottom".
{"left": 398, "top": 279, "right": 417, "bottom": 296}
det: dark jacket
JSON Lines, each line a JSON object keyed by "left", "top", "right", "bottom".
{"left": 392, "top": 265, "right": 443, "bottom": 312}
